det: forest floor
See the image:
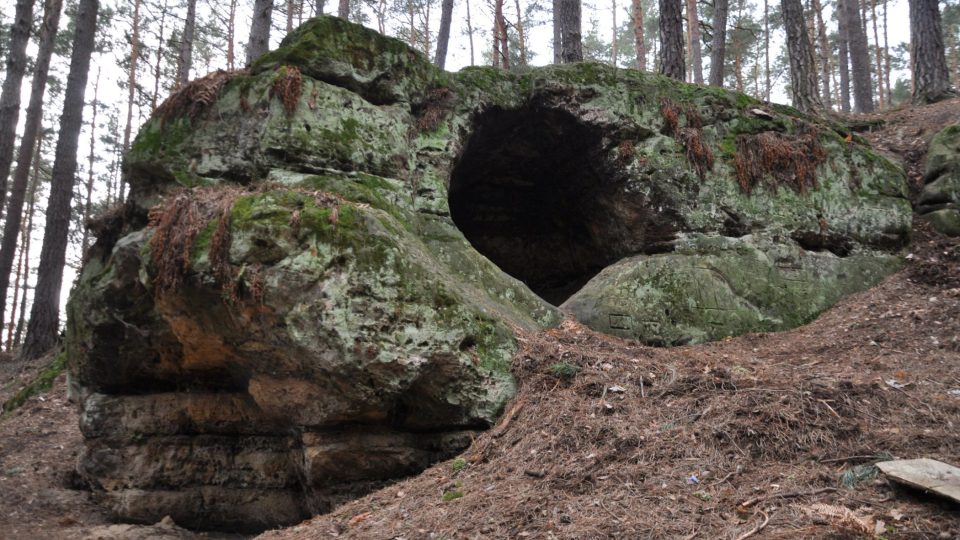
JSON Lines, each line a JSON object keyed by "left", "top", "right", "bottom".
{"left": 1, "top": 99, "right": 959, "bottom": 539}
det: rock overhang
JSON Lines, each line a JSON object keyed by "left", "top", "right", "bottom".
{"left": 67, "top": 15, "right": 913, "bottom": 531}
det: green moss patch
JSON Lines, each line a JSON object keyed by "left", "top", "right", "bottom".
{"left": 2, "top": 352, "right": 67, "bottom": 414}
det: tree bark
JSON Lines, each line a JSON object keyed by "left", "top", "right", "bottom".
{"left": 20, "top": 0, "right": 100, "bottom": 361}
{"left": 882, "top": 0, "right": 890, "bottom": 103}
{"left": 909, "top": 0, "right": 952, "bottom": 103}
{"left": 338, "top": 0, "right": 349, "bottom": 18}
{"left": 316, "top": 0, "right": 325, "bottom": 15}
{"left": 708, "top": 0, "right": 727, "bottom": 86}
{"left": 764, "top": 0, "right": 770, "bottom": 99}
{"left": 685, "top": 0, "right": 702, "bottom": 83}
{"left": 10, "top": 138, "right": 40, "bottom": 351}
{"left": 122, "top": 0, "right": 140, "bottom": 160}
{"left": 177, "top": 0, "right": 196, "bottom": 87}
{"left": 150, "top": 1, "right": 168, "bottom": 112}
{"left": 0, "top": 0, "right": 35, "bottom": 211}
{"left": 842, "top": 0, "right": 874, "bottom": 112}
{"left": 869, "top": 0, "right": 883, "bottom": 108}
{"left": 423, "top": 0, "right": 431, "bottom": 55}
{"left": 493, "top": 0, "right": 510, "bottom": 68}
{"left": 0, "top": 0, "right": 62, "bottom": 336}
{"left": 6, "top": 133, "right": 40, "bottom": 351}
{"left": 557, "top": 0, "right": 583, "bottom": 63}
{"left": 516, "top": 0, "right": 527, "bottom": 65}
{"left": 434, "top": 0, "right": 454, "bottom": 69}
{"left": 226, "top": 0, "right": 236, "bottom": 70}
{"left": 659, "top": 0, "right": 685, "bottom": 79}
{"left": 812, "top": 0, "right": 832, "bottom": 107}
{"left": 553, "top": 0, "right": 562, "bottom": 63}
{"left": 466, "top": 0, "right": 475, "bottom": 65}
{"left": 287, "top": 0, "right": 294, "bottom": 32}
{"left": 81, "top": 67, "right": 100, "bottom": 257}
{"left": 837, "top": 0, "right": 852, "bottom": 112}
{"left": 246, "top": 0, "right": 273, "bottom": 65}
{"left": 781, "top": 0, "right": 823, "bottom": 111}
{"left": 632, "top": 0, "right": 645, "bottom": 70}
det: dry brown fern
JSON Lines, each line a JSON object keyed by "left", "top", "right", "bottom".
{"left": 660, "top": 98, "right": 680, "bottom": 136}
{"left": 734, "top": 122, "right": 826, "bottom": 194}
{"left": 156, "top": 69, "right": 243, "bottom": 121}
{"left": 271, "top": 65, "right": 303, "bottom": 116}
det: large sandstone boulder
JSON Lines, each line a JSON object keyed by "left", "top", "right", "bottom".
{"left": 918, "top": 123, "right": 960, "bottom": 236}
{"left": 67, "top": 17, "right": 910, "bottom": 531}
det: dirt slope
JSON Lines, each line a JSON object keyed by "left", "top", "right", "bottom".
{"left": 1, "top": 100, "right": 959, "bottom": 540}
{"left": 254, "top": 221, "right": 960, "bottom": 539}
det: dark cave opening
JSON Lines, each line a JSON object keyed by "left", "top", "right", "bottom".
{"left": 449, "top": 107, "right": 675, "bottom": 305}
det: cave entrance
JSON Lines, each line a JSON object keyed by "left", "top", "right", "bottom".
{"left": 449, "top": 107, "right": 657, "bottom": 305}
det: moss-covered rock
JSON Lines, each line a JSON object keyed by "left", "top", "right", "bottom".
{"left": 918, "top": 123, "right": 960, "bottom": 236}
{"left": 563, "top": 234, "right": 903, "bottom": 345}
{"left": 71, "top": 15, "right": 911, "bottom": 532}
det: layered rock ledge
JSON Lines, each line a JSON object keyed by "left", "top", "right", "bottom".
{"left": 68, "top": 16, "right": 910, "bottom": 531}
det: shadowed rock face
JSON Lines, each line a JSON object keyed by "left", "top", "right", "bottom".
{"left": 917, "top": 123, "right": 960, "bottom": 236}
{"left": 449, "top": 106, "right": 677, "bottom": 304}
{"left": 68, "top": 16, "right": 910, "bottom": 532}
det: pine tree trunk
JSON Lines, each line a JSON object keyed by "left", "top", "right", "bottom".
{"left": 287, "top": 0, "right": 294, "bottom": 32}
{"left": 558, "top": 0, "right": 583, "bottom": 63}
{"left": 338, "top": 0, "right": 349, "bottom": 18}
{"left": 492, "top": 0, "right": 502, "bottom": 67}
{"left": 812, "top": 0, "right": 832, "bottom": 107}
{"left": 909, "top": 0, "right": 952, "bottom": 104}
{"left": 869, "top": 0, "right": 884, "bottom": 108}
{"left": 0, "top": 0, "right": 36, "bottom": 211}
{"left": 12, "top": 135, "right": 41, "bottom": 350}
{"left": 708, "top": 0, "right": 727, "bottom": 86}
{"left": 633, "top": 0, "right": 645, "bottom": 70}
{"left": 151, "top": 2, "right": 168, "bottom": 111}
{"left": 838, "top": 0, "right": 852, "bottom": 112}
{"left": 882, "top": 0, "right": 890, "bottom": 103}
{"left": 466, "top": 0, "right": 475, "bottom": 65}
{"left": 0, "top": 0, "right": 61, "bottom": 335}
{"left": 493, "top": 0, "right": 509, "bottom": 68}
{"left": 612, "top": 0, "right": 618, "bottom": 66}
{"left": 316, "top": 0, "right": 325, "bottom": 15}
{"left": 781, "top": 0, "right": 823, "bottom": 111}
{"left": 81, "top": 68, "right": 100, "bottom": 256}
{"left": 423, "top": 0, "right": 431, "bottom": 55}
{"left": 659, "top": 0, "right": 685, "bottom": 79}
{"left": 553, "top": 0, "right": 562, "bottom": 63}
{"left": 843, "top": 0, "right": 874, "bottom": 112}
{"left": 8, "top": 216, "right": 26, "bottom": 350}
{"left": 434, "top": 0, "right": 453, "bottom": 68}
{"left": 516, "top": 0, "right": 527, "bottom": 65}
{"left": 177, "top": 0, "right": 196, "bottom": 87}
{"left": 20, "top": 0, "right": 100, "bottom": 361}
{"left": 6, "top": 133, "right": 41, "bottom": 351}
{"left": 764, "top": 0, "right": 770, "bottom": 99}
{"left": 685, "top": 0, "right": 702, "bottom": 82}
{"left": 246, "top": 0, "right": 273, "bottom": 65}
{"left": 376, "top": 0, "right": 386, "bottom": 32}
{"left": 226, "top": 0, "right": 236, "bottom": 70}
{"left": 122, "top": 0, "right": 140, "bottom": 160}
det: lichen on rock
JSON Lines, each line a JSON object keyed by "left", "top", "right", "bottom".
{"left": 917, "top": 123, "right": 960, "bottom": 236}
{"left": 68, "top": 15, "right": 911, "bottom": 532}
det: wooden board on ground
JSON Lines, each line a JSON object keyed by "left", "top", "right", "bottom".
{"left": 876, "top": 458, "right": 960, "bottom": 504}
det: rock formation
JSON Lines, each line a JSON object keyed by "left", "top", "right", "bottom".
{"left": 67, "top": 17, "right": 910, "bottom": 531}
{"left": 918, "top": 123, "right": 960, "bottom": 236}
